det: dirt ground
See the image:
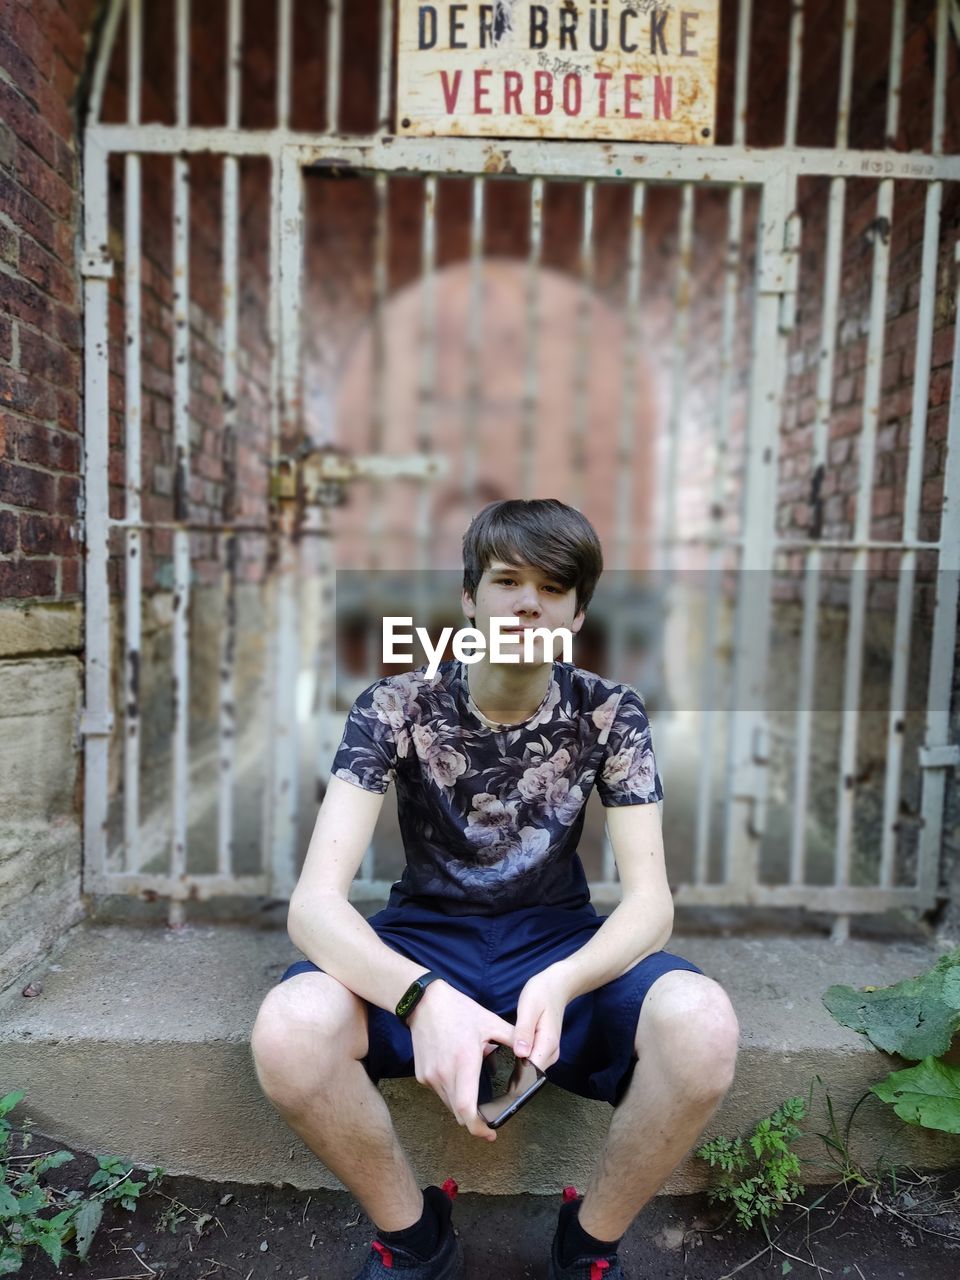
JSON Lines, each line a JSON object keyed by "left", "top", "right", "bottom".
{"left": 15, "top": 1142, "right": 960, "bottom": 1280}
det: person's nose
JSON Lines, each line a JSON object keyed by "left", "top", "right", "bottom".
{"left": 516, "top": 583, "right": 541, "bottom": 617}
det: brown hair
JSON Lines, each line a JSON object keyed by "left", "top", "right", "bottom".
{"left": 462, "top": 499, "right": 604, "bottom": 616}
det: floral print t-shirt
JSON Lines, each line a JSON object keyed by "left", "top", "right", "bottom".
{"left": 331, "top": 658, "right": 663, "bottom": 916}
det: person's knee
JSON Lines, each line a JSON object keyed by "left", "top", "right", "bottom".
{"left": 251, "top": 974, "right": 368, "bottom": 1107}
{"left": 638, "top": 972, "right": 739, "bottom": 1099}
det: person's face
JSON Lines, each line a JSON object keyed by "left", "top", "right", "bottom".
{"left": 462, "top": 559, "right": 585, "bottom": 666}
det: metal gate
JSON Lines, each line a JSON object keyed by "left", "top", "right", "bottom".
{"left": 81, "top": 0, "right": 960, "bottom": 934}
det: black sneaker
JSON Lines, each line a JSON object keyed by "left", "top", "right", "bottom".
{"left": 547, "top": 1186, "right": 625, "bottom": 1280}
{"left": 353, "top": 1180, "right": 464, "bottom": 1279}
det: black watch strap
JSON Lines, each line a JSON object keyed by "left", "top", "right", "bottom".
{"left": 396, "top": 970, "right": 444, "bottom": 1024}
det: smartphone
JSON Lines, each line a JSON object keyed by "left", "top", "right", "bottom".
{"left": 477, "top": 1058, "right": 547, "bottom": 1130}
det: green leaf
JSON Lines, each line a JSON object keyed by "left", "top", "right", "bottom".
{"left": 871, "top": 1056, "right": 960, "bottom": 1133}
{"left": 74, "top": 1199, "right": 104, "bottom": 1261}
{"left": 34, "top": 1232, "right": 63, "bottom": 1269}
{"left": 13, "top": 1186, "right": 45, "bottom": 1217}
{"left": 31, "top": 1150, "right": 73, "bottom": 1177}
{"left": 0, "top": 1244, "right": 21, "bottom": 1275}
{"left": 0, "top": 1186, "right": 19, "bottom": 1220}
{"left": 0, "top": 1094, "right": 24, "bottom": 1119}
{"left": 823, "top": 947, "right": 960, "bottom": 1059}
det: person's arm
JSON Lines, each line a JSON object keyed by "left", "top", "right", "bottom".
{"left": 288, "top": 775, "right": 517, "bottom": 1140}
{"left": 513, "top": 802, "right": 674, "bottom": 1064}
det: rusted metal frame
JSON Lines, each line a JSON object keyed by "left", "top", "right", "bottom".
{"left": 87, "top": 127, "right": 960, "bottom": 185}
{"left": 464, "top": 176, "right": 486, "bottom": 506}
{"left": 81, "top": 136, "right": 113, "bottom": 894}
{"left": 672, "top": 882, "right": 935, "bottom": 912}
{"left": 122, "top": 1, "right": 143, "bottom": 872}
{"left": 917, "top": 237, "right": 960, "bottom": 907}
{"left": 521, "top": 177, "right": 544, "bottom": 500}
{"left": 569, "top": 180, "right": 595, "bottom": 510}
{"left": 694, "top": 183, "right": 744, "bottom": 888}
{"left": 722, "top": 171, "right": 792, "bottom": 896}
{"left": 325, "top": 0, "right": 342, "bottom": 133}
{"left": 98, "top": 872, "right": 270, "bottom": 899}
{"left": 602, "top": 181, "right": 646, "bottom": 886}
{"left": 790, "top": 0, "right": 857, "bottom": 890}
{"left": 832, "top": 0, "right": 905, "bottom": 943}
{"left": 881, "top": 0, "right": 948, "bottom": 899}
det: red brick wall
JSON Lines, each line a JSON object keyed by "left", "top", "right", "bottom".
{"left": 0, "top": 0, "right": 92, "bottom": 602}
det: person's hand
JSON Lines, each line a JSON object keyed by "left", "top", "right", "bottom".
{"left": 513, "top": 964, "right": 573, "bottom": 1072}
{"left": 407, "top": 981, "right": 517, "bottom": 1142}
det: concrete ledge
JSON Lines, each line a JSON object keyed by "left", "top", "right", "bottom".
{"left": 0, "top": 922, "right": 956, "bottom": 1194}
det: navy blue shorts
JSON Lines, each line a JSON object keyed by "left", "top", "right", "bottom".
{"left": 278, "top": 899, "right": 704, "bottom": 1108}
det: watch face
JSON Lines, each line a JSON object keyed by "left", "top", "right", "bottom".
{"left": 396, "top": 983, "right": 420, "bottom": 1020}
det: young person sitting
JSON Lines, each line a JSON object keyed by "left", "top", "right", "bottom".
{"left": 251, "top": 497, "right": 739, "bottom": 1279}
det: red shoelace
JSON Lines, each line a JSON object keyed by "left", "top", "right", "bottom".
{"left": 560, "top": 1186, "right": 613, "bottom": 1279}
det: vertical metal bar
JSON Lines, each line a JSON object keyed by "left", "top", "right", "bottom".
{"left": 264, "top": 140, "right": 299, "bottom": 896}
{"left": 82, "top": 137, "right": 112, "bottom": 892}
{"left": 698, "top": 0, "right": 752, "bottom": 885}
{"left": 790, "top": 0, "right": 857, "bottom": 887}
{"left": 87, "top": 0, "right": 126, "bottom": 128}
{"left": 660, "top": 184, "right": 694, "bottom": 571}
{"left": 784, "top": 0, "right": 804, "bottom": 148}
{"left": 122, "top": 1, "right": 143, "bottom": 873}
{"left": 277, "top": 0, "right": 292, "bottom": 130}
{"left": 722, "top": 174, "right": 790, "bottom": 894}
{"left": 415, "top": 174, "right": 438, "bottom": 587}
{"left": 832, "top": 0, "right": 904, "bottom": 938}
{"left": 603, "top": 181, "right": 645, "bottom": 886}
{"left": 218, "top": 0, "right": 242, "bottom": 879}
{"left": 918, "top": 241, "right": 960, "bottom": 906}
{"left": 880, "top": 0, "right": 947, "bottom": 891}
{"left": 270, "top": 148, "right": 305, "bottom": 899}
{"left": 694, "top": 184, "right": 744, "bottom": 886}
{"left": 362, "top": 172, "right": 390, "bottom": 884}
{"left": 378, "top": 0, "right": 395, "bottom": 132}
{"left": 570, "top": 180, "right": 595, "bottom": 510}
{"left": 169, "top": 0, "right": 191, "bottom": 920}
{"left": 325, "top": 0, "right": 342, "bottom": 134}
{"left": 733, "top": 0, "right": 753, "bottom": 147}
{"left": 464, "top": 176, "right": 485, "bottom": 507}
{"left": 521, "top": 177, "right": 544, "bottom": 502}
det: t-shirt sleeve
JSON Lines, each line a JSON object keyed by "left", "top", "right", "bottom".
{"left": 595, "top": 685, "right": 664, "bottom": 807}
{"left": 330, "top": 678, "right": 402, "bottom": 795}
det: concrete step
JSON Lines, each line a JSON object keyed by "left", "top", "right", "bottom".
{"left": 0, "top": 921, "right": 956, "bottom": 1195}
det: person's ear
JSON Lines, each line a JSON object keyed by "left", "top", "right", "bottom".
{"left": 571, "top": 608, "right": 585, "bottom": 635}
{"left": 462, "top": 588, "right": 476, "bottom": 621}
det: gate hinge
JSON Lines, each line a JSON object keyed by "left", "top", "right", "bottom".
{"left": 80, "top": 709, "right": 115, "bottom": 737}
{"left": 778, "top": 211, "right": 802, "bottom": 334}
{"left": 919, "top": 744, "right": 960, "bottom": 770}
{"left": 80, "top": 251, "right": 114, "bottom": 280}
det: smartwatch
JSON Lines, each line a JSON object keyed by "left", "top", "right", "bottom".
{"left": 395, "top": 970, "right": 445, "bottom": 1024}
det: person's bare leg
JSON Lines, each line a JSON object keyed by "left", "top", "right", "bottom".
{"left": 577, "top": 971, "right": 740, "bottom": 1242}
{"left": 251, "top": 972, "right": 423, "bottom": 1231}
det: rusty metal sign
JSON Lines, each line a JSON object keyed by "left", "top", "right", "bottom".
{"left": 396, "top": 1, "right": 719, "bottom": 144}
